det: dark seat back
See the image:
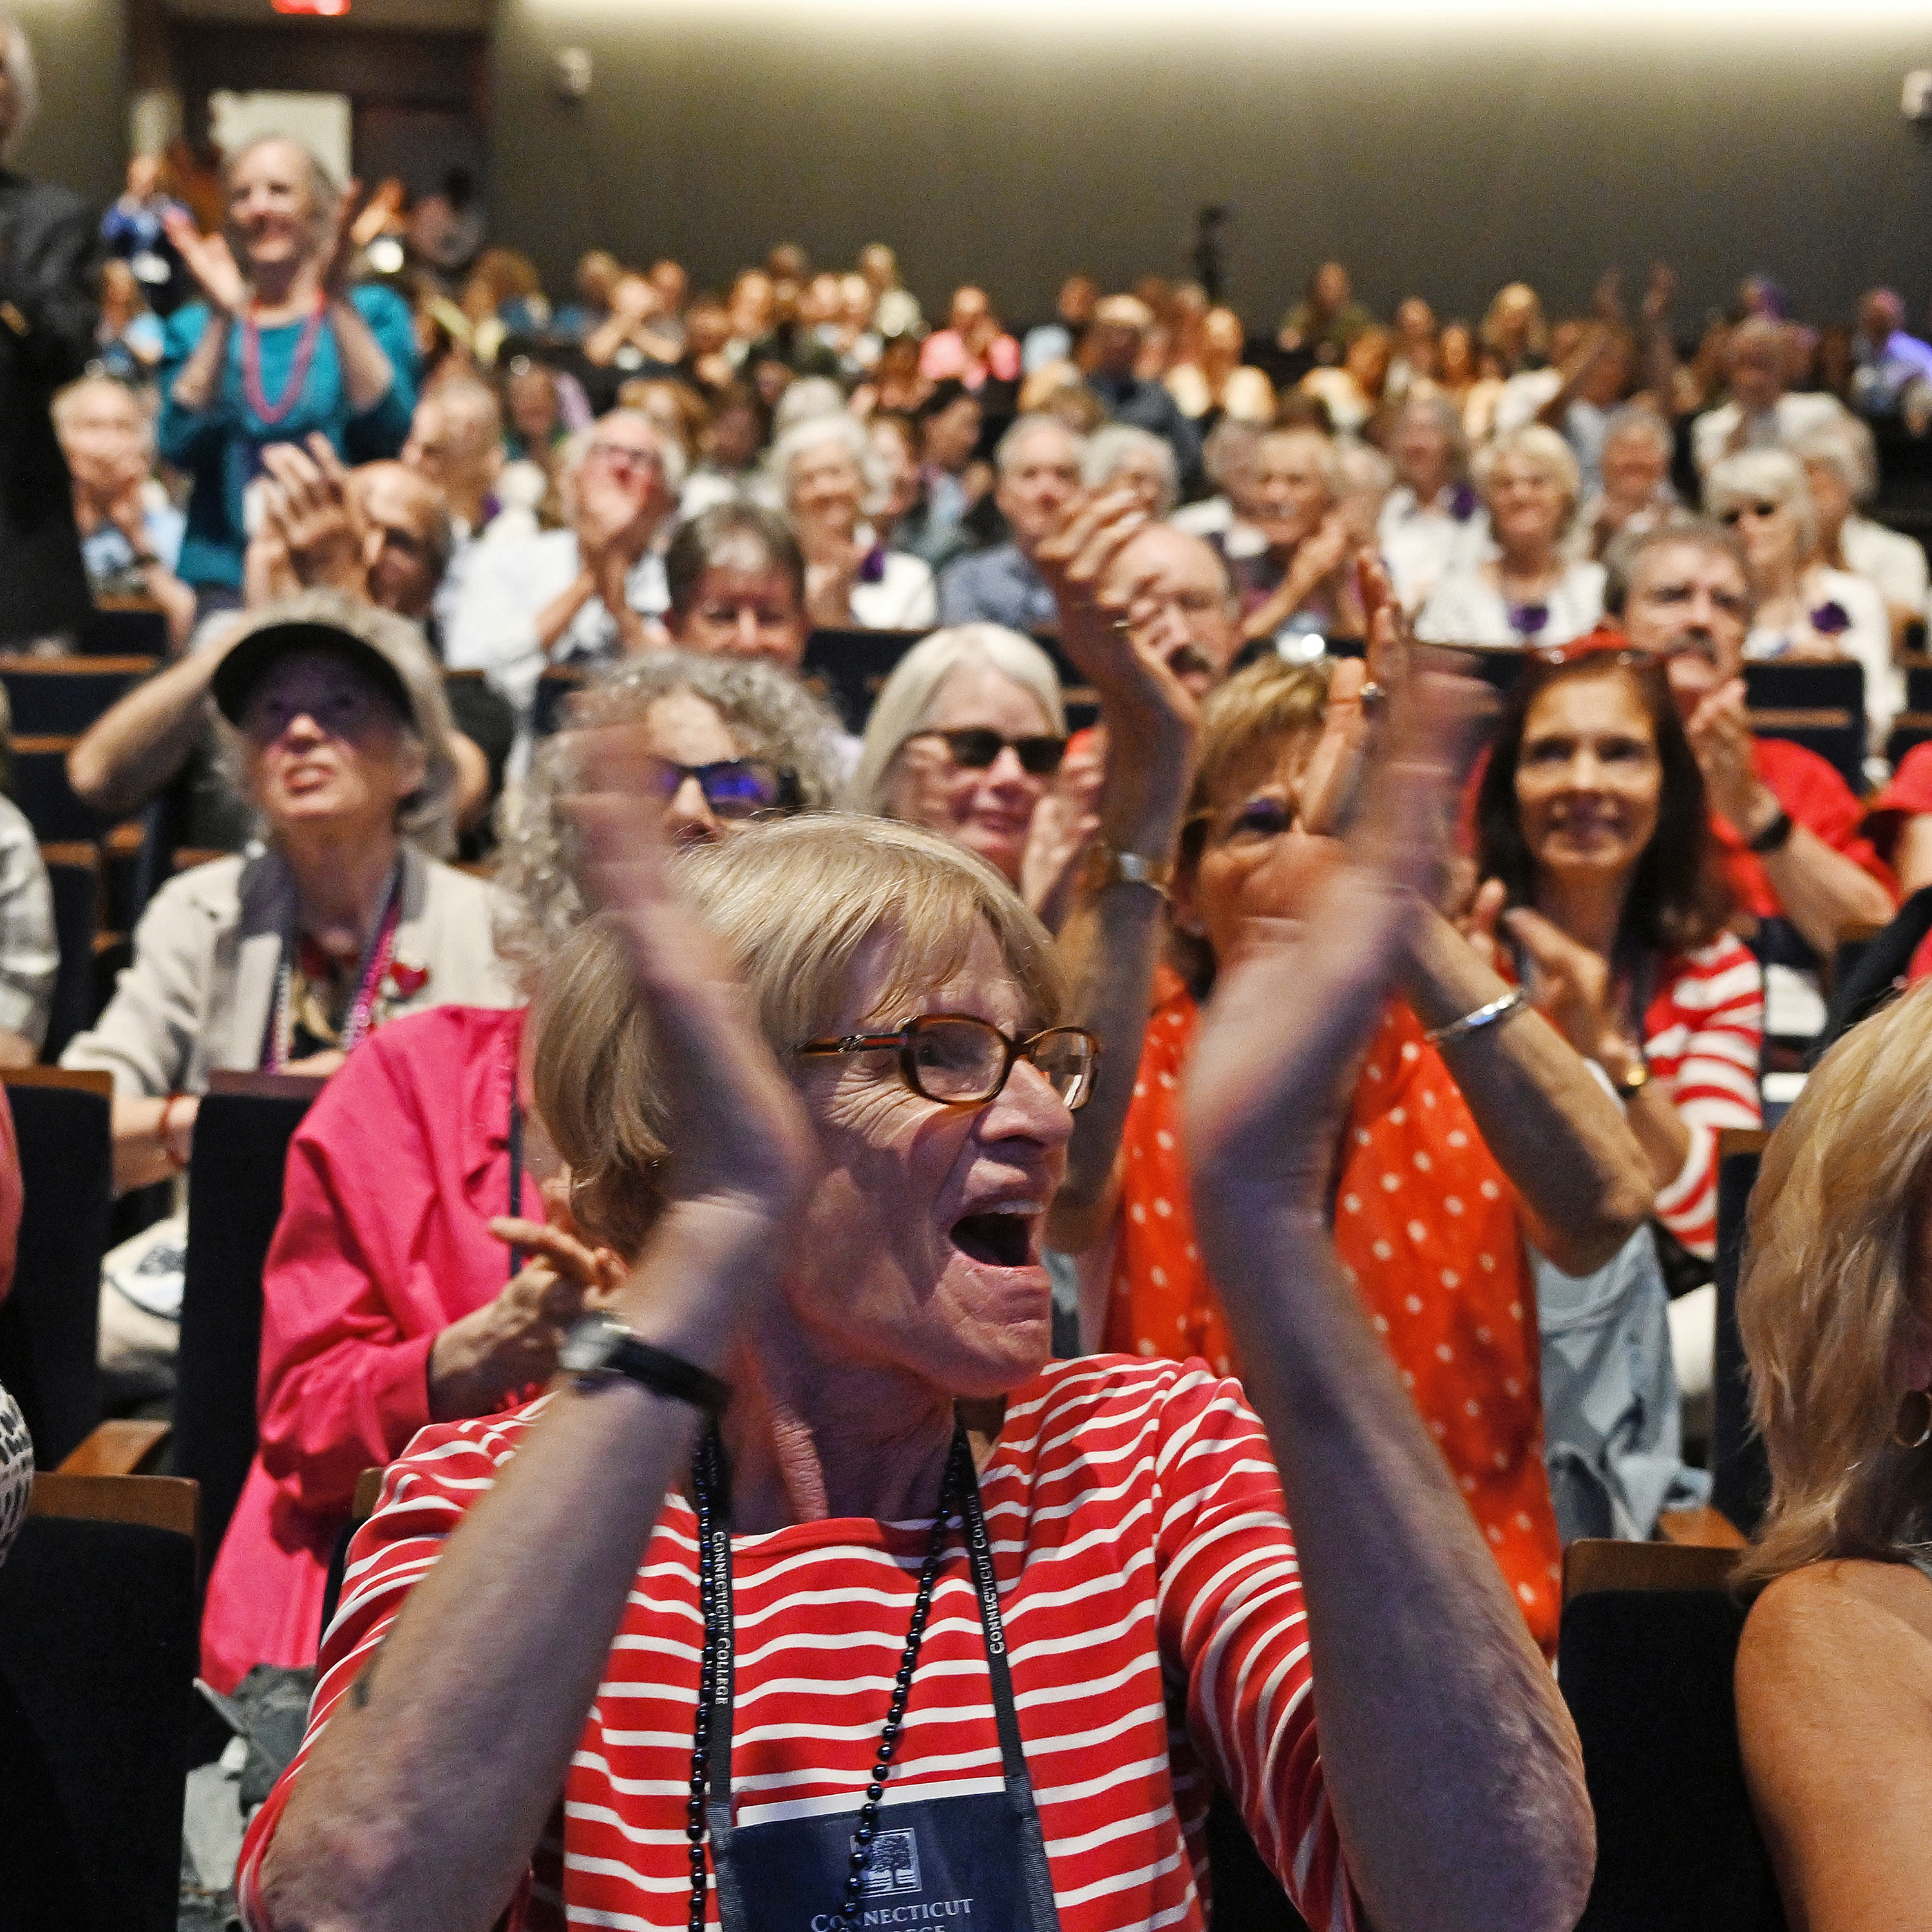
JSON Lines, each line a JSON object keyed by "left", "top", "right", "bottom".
{"left": 1560, "top": 1542, "right": 1785, "bottom": 1932}
{"left": 1712, "top": 1133, "right": 1772, "bottom": 1537}
{"left": 75, "top": 605, "right": 168, "bottom": 659}
{"left": 1742, "top": 660, "right": 1866, "bottom": 793}
{"left": 0, "top": 1070, "right": 113, "bottom": 1466}
{"left": 0, "top": 656, "right": 154, "bottom": 737}
{"left": 8, "top": 735, "right": 104, "bottom": 844}
{"left": 39, "top": 842, "right": 100, "bottom": 1062}
{"left": 175, "top": 1078, "right": 319, "bottom": 1575}
{"left": 0, "top": 1479, "right": 198, "bottom": 1932}
{"left": 800, "top": 627, "right": 930, "bottom": 734}
{"left": 531, "top": 663, "right": 587, "bottom": 743}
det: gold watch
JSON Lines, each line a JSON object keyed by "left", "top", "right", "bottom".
{"left": 1081, "top": 840, "right": 1173, "bottom": 901}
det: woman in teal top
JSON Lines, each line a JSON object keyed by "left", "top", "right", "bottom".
{"left": 160, "top": 138, "right": 417, "bottom": 602}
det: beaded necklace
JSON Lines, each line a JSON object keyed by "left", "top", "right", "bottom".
{"left": 687, "top": 1425, "right": 970, "bottom": 1932}
{"left": 241, "top": 296, "right": 327, "bottom": 426}
{"left": 263, "top": 861, "right": 404, "bottom": 1072}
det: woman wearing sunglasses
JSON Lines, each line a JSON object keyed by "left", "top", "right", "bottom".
{"left": 239, "top": 679, "right": 1593, "bottom": 1932}
{"left": 1703, "top": 447, "right": 1897, "bottom": 748}
{"left": 198, "top": 650, "right": 846, "bottom": 1694}
{"left": 855, "top": 623, "right": 1070, "bottom": 896}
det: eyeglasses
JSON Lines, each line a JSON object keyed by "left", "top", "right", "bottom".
{"left": 585, "top": 439, "right": 663, "bottom": 477}
{"left": 1718, "top": 501, "right": 1783, "bottom": 525}
{"left": 796, "top": 1013, "right": 1099, "bottom": 1110}
{"left": 908, "top": 728, "right": 1068, "bottom": 776}
{"left": 643, "top": 757, "right": 798, "bottom": 820}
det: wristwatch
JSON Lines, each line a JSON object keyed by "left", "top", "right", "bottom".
{"left": 1745, "top": 804, "right": 1794, "bottom": 855}
{"left": 558, "top": 1314, "right": 732, "bottom": 1416}
{"left": 1081, "top": 840, "right": 1173, "bottom": 900}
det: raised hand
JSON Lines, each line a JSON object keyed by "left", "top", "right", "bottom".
{"left": 1457, "top": 877, "right": 1509, "bottom": 971}
{"left": 258, "top": 434, "right": 369, "bottom": 594}
{"left": 1182, "top": 652, "right": 1493, "bottom": 1215}
{"left": 556, "top": 723, "right": 814, "bottom": 1228}
{"left": 1683, "top": 676, "right": 1770, "bottom": 833}
{"left": 1501, "top": 904, "right": 1613, "bottom": 1057}
{"left": 161, "top": 205, "right": 247, "bottom": 316}
{"left": 317, "top": 178, "right": 369, "bottom": 298}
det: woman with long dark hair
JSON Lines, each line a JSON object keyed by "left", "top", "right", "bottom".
{"left": 1473, "top": 645, "right": 1763, "bottom": 1258}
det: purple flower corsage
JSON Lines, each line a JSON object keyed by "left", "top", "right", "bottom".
{"left": 1449, "top": 482, "right": 1480, "bottom": 521}
{"left": 1810, "top": 600, "right": 1850, "bottom": 637}
{"left": 1508, "top": 602, "right": 1551, "bottom": 640}
{"left": 858, "top": 542, "right": 888, "bottom": 585}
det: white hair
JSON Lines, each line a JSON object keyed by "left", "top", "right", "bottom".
{"left": 994, "top": 413, "right": 1086, "bottom": 479}
{"left": 1475, "top": 422, "right": 1583, "bottom": 533}
{"left": 769, "top": 410, "right": 889, "bottom": 520}
{"left": 1790, "top": 412, "right": 1879, "bottom": 506}
{"left": 558, "top": 408, "right": 688, "bottom": 497}
{"left": 1080, "top": 424, "right": 1179, "bottom": 516}
{"left": 1602, "top": 404, "right": 1674, "bottom": 464}
{"left": 1705, "top": 447, "right": 1818, "bottom": 555}
{"left": 0, "top": 12, "right": 37, "bottom": 149}
{"left": 854, "top": 625, "right": 1066, "bottom": 816}
{"left": 771, "top": 377, "right": 848, "bottom": 440}
{"left": 1334, "top": 435, "right": 1394, "bottom": 502}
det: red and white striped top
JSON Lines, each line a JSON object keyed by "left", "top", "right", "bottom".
{"left": 1640, "top": 933, "right": 1764, "bottom": 1257}
{"left": 237, "top": 1358, "right": 1357, "bottom": 1932}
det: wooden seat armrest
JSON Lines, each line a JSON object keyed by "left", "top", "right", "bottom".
{"left": 1655, "top": 1503, "right": 1748, "bottom": 1549}
{"left": 29, "top": 1471, "right": 198, "bottom": 1542}
{"left": 56, "top": 1417, "right": 171, "bottom": 1477}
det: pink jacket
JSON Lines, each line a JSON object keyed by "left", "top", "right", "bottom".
{"left": 200, "top": 1004, "right": 535, "bottom": 1691}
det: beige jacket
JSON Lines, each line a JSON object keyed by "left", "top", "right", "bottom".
{"left": 62, "top": 844, "right": 518, "bottom": 1097}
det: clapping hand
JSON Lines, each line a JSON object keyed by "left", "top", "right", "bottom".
{"left": 1500, "top": 904, "right": 1614, "bottom": 1059}
{"left": 256, "top": 434, "right": 370, "bottom": 594}
{"left": 558, "top": 724, "right": 814, "bottom": 1245}
{"left": 160, "top": 205, "right": 247, "bottom": 316}
{"left": 1182, "top": 651, "right": 1493, "bottom": 1220}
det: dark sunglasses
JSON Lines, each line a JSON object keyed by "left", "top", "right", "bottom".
{"left": 911, "top": 728, "right": 1068, "bottom": 776}
{"left": 643, "top": 757, "right": 799, "bottom": 820}
{"left": 1718, "top": 501, "right": 1783, "bottom": 525}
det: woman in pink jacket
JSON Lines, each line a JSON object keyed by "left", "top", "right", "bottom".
{"left": 199, "top": 652, "right": 845, "bottom": 1689}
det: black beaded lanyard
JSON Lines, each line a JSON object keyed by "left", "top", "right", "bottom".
{"left": 687, "top": 1419, "right": 1059, "bottom": 1932}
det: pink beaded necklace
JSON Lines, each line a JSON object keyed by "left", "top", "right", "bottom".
{"left": 240, "top": 296, "right": 327, "bottom": 425}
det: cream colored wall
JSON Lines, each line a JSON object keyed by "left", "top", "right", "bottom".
{"left": 7, "top": 0, "right": 126, "bottom": 205}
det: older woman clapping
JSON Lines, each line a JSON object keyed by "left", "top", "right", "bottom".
{"left": 238, "top": 645, "right": 1591, "bottom": 1932}
{"left": 198, "top": 649, "right": 847, "bottom": 1694}
{"left": 1419, "top": 424, "right": 1605, "bottom": 648}
{"left": 771, "top": 411, "right": 938, "bottom": 630}
{"left": 1705, "top": 446, "right": 1899, "bottom": 746}
{"left": 160, "top": 138, "right": 415, "bottom": 609}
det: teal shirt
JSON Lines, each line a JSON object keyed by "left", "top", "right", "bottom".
{"left": 158, "top": 283, "right": 418, "bottom": 591}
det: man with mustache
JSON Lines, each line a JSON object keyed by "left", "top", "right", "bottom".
{"left": 1606, "top": 518, "right": 1895, "bottom": 962}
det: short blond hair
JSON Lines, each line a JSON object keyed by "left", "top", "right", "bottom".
{"left": 1475, "top": 423, "right": 1582, "bottom": 533}
{"left": 1736, "top": 976, "right": 1932, "bottom": 1588}
{"left": 535, "top": 813, "right": 1066, "bottom": 1256}
{"left": 1188, "top": 654, "right": 1331, "bottom": 822}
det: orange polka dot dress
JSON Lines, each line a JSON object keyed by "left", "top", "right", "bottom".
{"left": 1106, "top": 971, "right": 1562, "bottom": 1656}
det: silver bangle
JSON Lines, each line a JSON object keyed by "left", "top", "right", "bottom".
{"left": 1423, "top": 985, "right": 1527, "bottom": 1047}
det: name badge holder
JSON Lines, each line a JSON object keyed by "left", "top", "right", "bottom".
{"left": 696, "top": 1421, "right": 1061, "bottom": 1932}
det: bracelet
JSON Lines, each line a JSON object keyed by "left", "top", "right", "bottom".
{"left": 1745, "top": 806, "right": 1794, "bottom": 855}
{"left": 156, "top": 1090, "right": 190, "bottom": 1173}
{"left": 1423, "top": 985, "right": 1528, "bottom": 1047}
{"left": 1081, "top": 840, "right": 1173, "bottom": 902}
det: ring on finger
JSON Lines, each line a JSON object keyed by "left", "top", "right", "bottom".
{"left": 1359, "top": 679, "right": 1387, "bottom": 715}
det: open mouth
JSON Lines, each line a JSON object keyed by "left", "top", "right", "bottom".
{"left": 949, "top": 1210, "right": 1036, "bottom": 1269}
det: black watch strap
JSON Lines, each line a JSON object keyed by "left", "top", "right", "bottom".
{"left": 562, "top": 1316, "right": 732, "bottom": 1416}
{"left": 1746, "top": 805, "right": 1794, "bottom": 855}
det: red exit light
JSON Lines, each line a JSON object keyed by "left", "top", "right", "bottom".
{"left": 271, "top": 0, "right": 350, "bottom": 14}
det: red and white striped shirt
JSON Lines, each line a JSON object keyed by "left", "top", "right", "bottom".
{"left": 1640, "top": 933, "right": 1764, "bottom": 1257}
{"left": 238, "top": 1358, "right": 1357, "bottom": 1932}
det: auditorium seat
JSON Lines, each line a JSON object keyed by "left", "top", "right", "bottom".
{"left": 0, "top": 1472, "right": 199, "bottom": 1932}
{"left": 75, "top": 605, "right": 168, "bottom": 661}
{"left": 0, "top": 654, "right": 154, "bottom": 737}
{"left": 39, "top": 842, "right": 101, "bottom": 1062}
{"left": 1711, "top": 1130, "right": 1772, "bottom": 1540}
{"left": 0, "top": 1068, "right": 113, "bottom": 1468}
{"left": 1741, "top": 661, "right": 1865, "bottom": 793}
{"left": 1559, "top": 1539, "right": 1785, "bottom": 1932}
